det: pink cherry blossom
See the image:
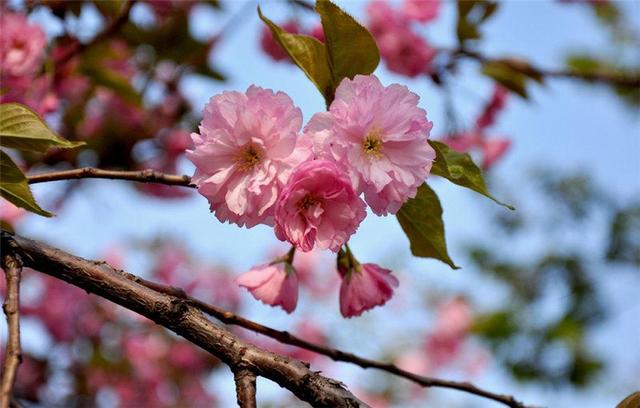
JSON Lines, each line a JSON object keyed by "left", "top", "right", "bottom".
{"left": 339, "top": 263, "right": 399, "bottom": 318}
{"left": 402, "top": 0, "right": 441, "bottom": 23}
{"left": 481, "top": 137, "right": 511, "bottom": 170}
{"left": 0, "top": 12, "right": 46, "bottom": 78}
{"left": 376, "top": 27, "right": 437, "bottom": 77}
{"left": 260, "top": 20, "right": 300, "bottom": 62}
{"left": 0, "top": 199, "right": 26, "bottom": 226}
{"left": 236, "top": 262, "right": 299, "bottom": 313}
{"left": 309, "top": 24, "right": 325, "bottom": 42}
{"left": 187, "top": 85, "right": 311, "bottom": 227}
{"left": 306, "top": 75, "right": 435, "bottom": 215}
{"left": 366, "top": 2, "right": 437, "bottom": 77}
{"left": 476, "top": 85, "right": 509, "bottom": 129}
{"left": 274, "top": 159, "right": 367, "bottom": 252}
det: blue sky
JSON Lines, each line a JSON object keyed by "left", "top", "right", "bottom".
{"left": 14, "top": 1, "right": 640, "bottom": 407}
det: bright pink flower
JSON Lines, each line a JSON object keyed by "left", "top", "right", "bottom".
{"left": 309, "top": 24, "right": 325, "bottom": 42}
{"left": 376, "top": 28, "right": 437, "bottom": 77}
{"left": 306, "top": 75, "right": 435, "bottom": 215}
{"left": 236, "top": 262, "right": 299, "bottom": 313}
{"left": 402, "top": 0, "right": 441, "bottom": 23}
{"left": 481, "top": 137, "right": 511, "bottom": 170}
{"left": 187, "top": 86, "right": 310, "bottom": 227}
{"left": 260, "top": 20, "right": 300, "bottom": 62}
{"left": 274, "top": 160, "right": 367, "bottom": 252}
{"left": 339, "top": 263, "right": 399, "bottom": 318}
{"left": 367, "top": 2, "right": 436, "bottom": 77}
{"left": 0, "top": 12, "right": 46, "bottom": 78}
{"left": 476, "top": 86, "right": 509, "bottom": 129}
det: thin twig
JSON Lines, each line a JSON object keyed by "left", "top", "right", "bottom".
{"left": 0, "top": 237, "right": 23, "bottom": 408}
{"left": 128, "top": 277, "right": 530, "bottom": 408}
{"left": 234, "top": 367, "right": 257, "bottom": 408}
{"left": 450, "top": 48, "right": 640, "bottom": 88}
{"left": 55, "top": 0, "right": 136, "bottom": 67}
{"left": 27, "top": 168, "right": 194, "bottom": 188}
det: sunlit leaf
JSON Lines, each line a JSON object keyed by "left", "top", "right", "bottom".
{"left": 315, "top": 0, "right": 379, "bottom": 89}
{"left": 0, "top": 151, "right": 52, "bottom": 217}
{"left": 430, "top": 140, "right": 514, "bottom": 209}
{"left": 396, "top": 183, "right": 459, "bottom": 269}
{"left": 0, "top": 103, "right": 85, "bottom": 153}
{"left": 258, "top": 7, "right": 333, "bottom": 103}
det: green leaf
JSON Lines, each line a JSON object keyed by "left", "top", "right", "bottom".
{"left": 258, "top": 7, "right": 333, "bottom": 102}
{"left": 396, "top": 183, "right": 459, "bottom": 269}
{"left": 0, "top": 103, "right": 85, "bottom": 153}
{"left": 481, "top": 60, "right": 543, "bottom": 99}
{"left": 429, "top": 140, "right": 514, "bottom": 210}
{"left": 315, "top": 0, "right": 379, "bottom": 86}
{"left": 0, "top": 151, "right": 52, "bottom": 217}
{"left": 456, "top": 0, "right": 499, "bottom": 45}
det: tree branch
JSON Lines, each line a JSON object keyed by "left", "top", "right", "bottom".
{"left": 0, "top": 238, "right": 23, "bottom": 408}
{"left": 131, "top": 275, "right": 531, "bottom": 408}
{"left": 234, "top": 367, "right": 257, "bottom": 408}
{"left": 1, "top": 232, "right": 366, "bottom": 408}
{"left": 452, "top": 48, "right": 640, "bottom": 88}
{"left": 27, "top": 168, "right": 194, "bottom": 188}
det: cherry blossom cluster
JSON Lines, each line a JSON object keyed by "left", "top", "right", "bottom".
{"left": 442, "top": 85, "right": 512, "bottom": 170}
{"left": 367, "top": 0, "right": 441, "bottom": 78}
{"left": 187, "top": 74, "right": 436, "bottom": 317}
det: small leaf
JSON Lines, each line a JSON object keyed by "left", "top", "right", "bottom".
{"left": 315, "top": 0, "right": 379, "bottom": 86}
{"left": 429, "top": 140, "right": 514, "bottom": 210}
{"left": 258, "top": 7, "right": 333, "bottom": 102}
{"left": 0, "top": 151, "right": 52, "bottom": 217}
{"left": 456, "top": 0, "right": 499, "bottom": 45}
{"left": 0, "top": 103, "right": 85, "bottom": 153}
{"left": 396, "top": 183, "right": 459, "bottom": 269}
{"left": 482, "top": 60, "right": 543, "bottom": 99}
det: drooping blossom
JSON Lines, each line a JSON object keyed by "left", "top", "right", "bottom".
{"left": 260, "top": 20, "right": 300, "bottom": 62}
{"left": 306, "top": 75, "right": 435, "bottom": 215}
{"left": 236, "top": 261, "right": 299, "bottom": 313}
{"left": 339, "top": 262, "right": 399, "bottom": 318}
{"left": 274, "top": 159, "right": 367, "bottom": 252}
{"left": 0, "top": 12, "right": 46, "bottom": 78}
{"left": 187, "top": 85, "right": 311, "bottom": 227}
{"left": 402, "top": 0, "right": 441, "bottom": 23}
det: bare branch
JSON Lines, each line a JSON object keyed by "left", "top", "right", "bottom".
{"left": 1, "top": 232, "right": 366, "bottom": 408}
{"left": 28, "top": 168, "right": 194, "bottom": 188}
{"left": 0, "top": 237, "right": 23, "bottom": 408}
{"left": 131, "top": 275, "right": 531, "bottom": 408}
{"left": 234, "top": 367, "right": 257, "bottom": 408}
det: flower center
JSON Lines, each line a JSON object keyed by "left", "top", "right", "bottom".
{"left": 363, "top": 129, "right": 383, "bottom": 158}
{"left": 297, "top": 195, "right": 320, "bottom": 211}
{"left": 236, "top": 144, "right": 263, "bottom": 171}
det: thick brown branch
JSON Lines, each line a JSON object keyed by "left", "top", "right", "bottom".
{"left": 234, "top": 367, "right": 257, "bottom": 408}
{"left": 131, "top": 278, "right": 530, "bottom": 408}
{"left": 1, "top": 232, "right": 366, "bottom": 408}
{"left": 0, "top": 238, "right": 23, "bottom": 408}
{"left": 27, "top": 168, "right": 194, "bottom": 188}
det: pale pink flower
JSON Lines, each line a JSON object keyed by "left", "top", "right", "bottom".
{"left": 260, "top": 20, "right": 300, "bottom": 62}
{"left": 187, "top": 86, "right": 310, "bottom": 227}
{"left": 366, "top": 1, "right": 408, "bottom": 38}
{"left": 306, "top": 75, "right": 435, "bottom": 215}
{"left": 441, "top": 132, "right": 511, "bottom": 170}
{"left": 274, "top": 159, "right": 367, "bottom": 252}
{"left": 0, "top": 12, "right": 46, "bottom": 78}
{"left": 339, "top": 263, "right": 399, "bottom": 318}
{"left": 236, "top": 262, "right": 299, "bottom": 313}
{"left": 0, "top": 199, "right": 26, "bottom": 226}
{"left": 403, "top": 0, "right": 441, "bottom": 23}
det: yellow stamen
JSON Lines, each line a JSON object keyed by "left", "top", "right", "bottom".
{"left": 236, "top": 144, "right": 263, "bottom": 171}
{"left": 363, "top": 128, "right": 383, "bottom": 158}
